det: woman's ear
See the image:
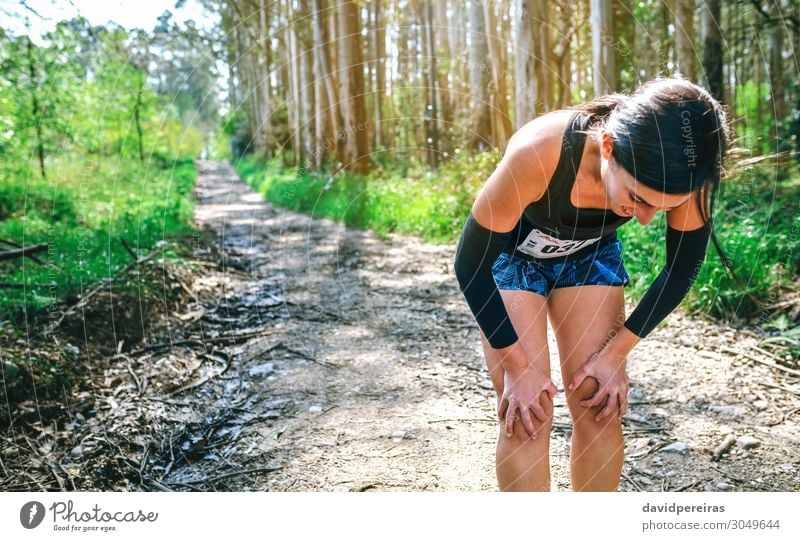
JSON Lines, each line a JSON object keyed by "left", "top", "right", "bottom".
{"left": 600, "top": 131, "right": 614, "bottom": 161}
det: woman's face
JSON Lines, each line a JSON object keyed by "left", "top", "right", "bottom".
{"left": 600, "top": 132, "right": 690, "bottom": 225}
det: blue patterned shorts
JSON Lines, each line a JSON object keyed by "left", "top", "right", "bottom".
{"left": 491, "top": 240, "right": 630, "bottom": 296}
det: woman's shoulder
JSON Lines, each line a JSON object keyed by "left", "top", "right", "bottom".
{"left": 505, "top": 110, "right": 578, "bottom": 162}
{"left": 500, "top": 109, "right": 578, "bottom": 186}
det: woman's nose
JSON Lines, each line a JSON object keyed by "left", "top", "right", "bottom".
{"left": 636, "top": 206, "right": 658, "bottom": 225}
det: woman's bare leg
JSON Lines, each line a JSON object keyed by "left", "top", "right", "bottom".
{"left": 480, "top": 289, "right": 553, "bottom": 491}
{"left": 547, "top": 285, "right": 626, "bottom": 492}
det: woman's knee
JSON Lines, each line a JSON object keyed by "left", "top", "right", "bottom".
{"left": 496, "top": 392, "right": 555, "bottom": 443}
{"left": 565, "top": 376, "right": 622, "bottom": 431}
{"left": 498, "top": 417, "right": 553, "bottom": 446}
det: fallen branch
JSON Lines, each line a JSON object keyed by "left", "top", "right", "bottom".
{"left": 621, "top": 472, "right": 643, "bottom": 492}
{"left": 721, "top": 347, "right": 800, "bottom": 378}
{"left": 0, "top": 243, "right": 48, "bottom": 262}
{"left": 672, "top": 479, "right": 702, "bottom": 492}
{"left": 179, "top": 466, "right": 282, "bottom": 486}
{"left": 124, "top": 328, "right": 280, "bottom": 356}
{"left": 755, "top": 380, "right": 800, "bottom": 397}
{"left": 44, "top": 244, "right": 164, "bottom": 336}
{"left": 712, "top": 434, "right": 736, "bottom": 462}
{"left": 0, "top": 238, "right": 54, "bottom": 268}
{"left": 119, "top": 236, "right": 138, "bottom": 261}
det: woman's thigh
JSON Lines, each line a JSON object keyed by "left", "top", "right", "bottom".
{"left": 546, "top": 285, "right": 625, "bottom": 406}
{"left": 480, "top": 289, "right": 550, "bottom": 399}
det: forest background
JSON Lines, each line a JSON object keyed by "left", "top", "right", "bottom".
{"left": 1, "top": 0, "right": 798, "bottom": 394}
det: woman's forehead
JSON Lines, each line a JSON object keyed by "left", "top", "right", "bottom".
{"left": 614, "top": 163, "right": 692, "bottom": 206}
{"left": 631, "top": 178, "right": 692, "bottom": 207}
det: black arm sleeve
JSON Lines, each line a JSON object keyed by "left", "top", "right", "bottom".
{"left": 453, "top": 212, "right": 519, "bottom": 349}
{"left": 623, "top": 221, "right": 711, "bottom": 338}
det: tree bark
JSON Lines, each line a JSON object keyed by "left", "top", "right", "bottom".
{"left": 423, "top": 0, "right": 439, "bottom": 168}
{"left": 25, "top": 36, "right": 46, "bottom": 179}
{"left": 701, "top": 0, "right": 723, "bottom": 101}
{"left": 468, "top": 0, "right": 491, "bottom": 150}
{"left": 258, "top": 0, "right": 274, "bottom": 155}
{"left": 482, "top": 0, "right": 512, "bottom": 151}
{"left": 590, "top": 0, "right": 615, "bottom": 95}
{"left": 674, "top": 0, "right": 696, "bottom": 81}
{"left": 337, "top": 0, "right": 370, "bottom": 173}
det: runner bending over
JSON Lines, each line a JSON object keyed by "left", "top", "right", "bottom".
{"left": 453, "top": 77, "right": 730, "bottom": 491}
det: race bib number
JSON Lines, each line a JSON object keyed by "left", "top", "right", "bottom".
{"left": 515, "top": 228, "right": 600, "bottom": 259}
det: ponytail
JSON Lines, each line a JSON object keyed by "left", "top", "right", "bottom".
{"left": 567, "top": 93, "right": 629, "bottom": 123}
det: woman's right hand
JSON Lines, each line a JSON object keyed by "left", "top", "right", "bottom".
{"left": 498, "top": 363, "right": 557, "bottom": 440}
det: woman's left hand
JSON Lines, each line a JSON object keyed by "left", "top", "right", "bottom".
{"left": 568, "top": 349, "right": 629, "bottom": 421}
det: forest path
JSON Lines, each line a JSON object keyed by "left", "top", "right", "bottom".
{"left": 156, "top": 160, "right": 799, "bottom": 491}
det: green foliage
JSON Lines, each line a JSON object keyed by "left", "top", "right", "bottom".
{"left": 735, "top": 81, "right": 777, "bottom": 156}
{"left": 236, "top": 150, "right": 500, "bottom": 243}
{"left": 237, "top": 154, "right": 799, "bottom": 328}
{"left": 0, "top": 156, "right": 197, "bottom": 320}
{"left": 619, "top": 164, "right": 798, "bottom": 323}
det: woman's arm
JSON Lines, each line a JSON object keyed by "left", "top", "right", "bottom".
{"left": 453, "top": 114, "right": 562, "bottom": 358}
{"left": 572, "top": 190, "right": 711, "bottom": 420}
{"left": 604, "top": 187, "right": 711, "bottom": 358}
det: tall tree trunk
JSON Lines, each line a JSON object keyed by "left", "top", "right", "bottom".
{"left": 26, "top": 36, "right": 46, "bottom": 179}
{"left": 515, "top": 0, "right": 536, "bottom": 126}
{"left": 468, "top": 0, "right": 491, "bottom": 150}
{"left": 298, "top": 0, "right": 315, "bottom": 165}
{"left": 590, "top": 0, "right": 615, "bottom": 95}
{"left": 515, "top": 0, "right": 551, "bottom": 120}
{"left": 374, "top": 0, "right": 386, "bottom": 150}
{"left": 769, "top": 13, "right": 786, "bottom": 136}
{"left": 701, "top": 0, "right": 723, "bottom": 101}
{"left": 287, "top": 0, "right": 302, "bottom": 164}
{"left": 555, "top": 0, "right": 573, "bottom": 108}
{"left": 433, "top": 0, "right": 451, "bottom": 153}
{"left": 612, "top": 0, "right": 634, "bottom": 89}
{"left": 134, "top": 70, "right": 145, "bottom": 162}
{"left": 311, "top": 0, "right": 342, "bottom": 164}
{"left": 423, "top": 0, "right": 438, "bottom": 168}
{"left": 222, "top": 11, "right": 239, "bottom": 112}
{"left": 258, "top": 0, "right": 273, "bottom": 155}
{"left": 754, "top": 26, "right": 763, "bottom": 153}
{"left": 483, "top": 0, "right": 512, "bottom": 150}
{"left": 337, "top": 0, "right": 370, "bottom": 174}
{"left": 674, "top": 0, "right": 696, "bottom": 81}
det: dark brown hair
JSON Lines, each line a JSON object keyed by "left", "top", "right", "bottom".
{"left": 570, "top": 77, "right": 760, "bottom": 305}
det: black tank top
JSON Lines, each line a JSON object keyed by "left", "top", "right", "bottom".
{"left": 502, "top": 110, "right": 632, "bottom": 263}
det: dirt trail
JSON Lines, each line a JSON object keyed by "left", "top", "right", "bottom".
{"left": 10, "top": 159, "right": 792, "bottom": 493}
{"left": 167, "top": 160, "right": 796, "bottom": 492}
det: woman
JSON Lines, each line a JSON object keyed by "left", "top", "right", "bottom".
{"left": 453, "top": 77, "right": 730, "bottom": 492}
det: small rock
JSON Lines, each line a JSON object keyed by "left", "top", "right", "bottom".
{"left": 736, "top": 436, "right": 761, "bottom": 450}
{"left": 708, "top": 404, "right": 741, "bottom": 418}
{"left": 652, "top": 408, "right": 669, "bottom": 417}
{"left": 625, "top": 413, "right": 649, "bottom": 423}
{"left": 248, "top": 362, "right": 275, "bottom": 377}
{"left": 753, "top": 400, "right": 769, "bottom": 411}
{"left": 780, "top": 463, "right": 795, "bottom": 473}
{"left": 70, "top": 446, "right": 83, "bottom": 456}
{"left": 392, "top": 430, "right": 406, "bottom": 439}
{"left": 308, "top": 405, "right": 322, "bottom": 413}
{"left": 65, "top": 344, "right": 80, "bottom": 356}
{"left": 715, "top": 482, "right": 733, "bottom": 491}
{"left": 661, "top": 442, "right": 690, "bottom": 455}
